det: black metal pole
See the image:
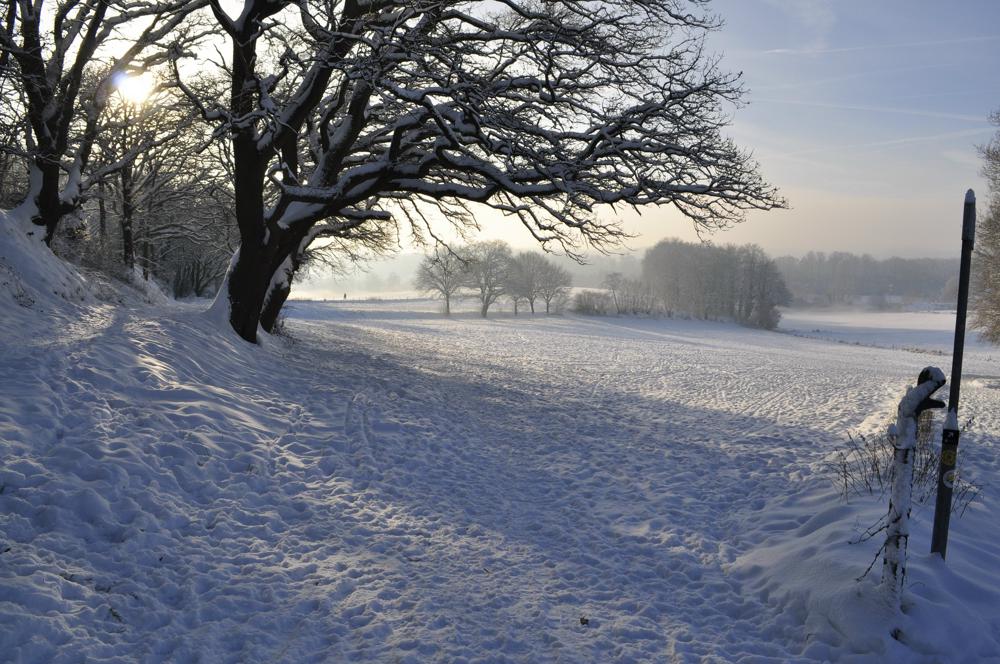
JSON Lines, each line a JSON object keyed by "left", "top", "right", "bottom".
{"left": 930, "top": 189, "right": 976, "bottom": 559}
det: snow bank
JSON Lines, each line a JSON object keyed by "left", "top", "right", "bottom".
{"left": 0, "top": 209, "right": 91, "bottom": 311}
{"left": 731, "top": 481, "right": 1000, "bottom": 662}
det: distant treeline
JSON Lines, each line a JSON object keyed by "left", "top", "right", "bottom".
{"left": 774, "top": 252, "right": 960, "bottom": 306}
{"left": 575, "top": 239, "right": 791, "bottom": 330}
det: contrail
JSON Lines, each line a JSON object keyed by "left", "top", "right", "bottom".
{"left": 763, "top": 34, "right": 1000, "bottom": 55}
{"left": 773, "top": 127, "right": 994, "bottom": 159}
{"left": 752, "top": 98, "right": 989, "bottom": 123}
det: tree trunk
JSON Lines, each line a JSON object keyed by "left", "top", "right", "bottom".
{"left": 444, "top": 294, "right": 451, "bottom": 315}
{"left": 260, "top": 279, "right": 291, "bottom": 333}
{"left": 224, "top": 29, "right": 274, "bottom": 344}
{"left": 881, "top": 370, "right": 945, "bottom": 610}
{"left": 529, "top": 298, "right": 535, "bottom": 314}
{"left": 97, "top": 180, "right": 107, "bottom": 239}
{"left": 142, "top": 240, "right": 150, "bottom": 281}
{"left": 513, "top": 300, "right": 518, "bottom": 315}
{"left": 480, "top": 301, "right": 489, "bottom": 317}
{"left": 121, "top": 169, "right": 135, "bottom": 269}
{"left": 260, "top": 251, "right": 296, "bottom": 334}
{"left": 27, "top": 159, "right": 67, "bottom": 244}
{"left": 121, "top": 216, "right": 134, "bottom": 268}
{"left": 230, "top": 220, "right": 310, "bottom": 341}
{"left": 227, "top": 245, "right": 274, "bottom": 343}
{"left": 545, "top": 299, "right": 551, "bottom": 314}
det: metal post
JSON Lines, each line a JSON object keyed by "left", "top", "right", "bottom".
{"left": 930, "top": 189, "right": 976, "bottom": 559}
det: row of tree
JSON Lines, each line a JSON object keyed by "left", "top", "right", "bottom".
{"left": 0, "top": 0, "right": 783, "bottom": 342}
{"left": 643, "top": 239, "right": 790, "bottom": 329}
{"left": 572, "top": 239, "right": 791, "bottom": 330}
{"left": 774, "top": 252, "right": 959, "bottom": 306}
{"left": 415, "top": 241, "right": 572, "bottom": 317}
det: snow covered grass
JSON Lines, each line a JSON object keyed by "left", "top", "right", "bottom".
{"left": 2, "top": 290, "right": 999, "bottom": 662}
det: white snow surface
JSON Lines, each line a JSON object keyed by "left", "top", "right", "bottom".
{"left": 2, "top": 291, "right": 1000, "bottom": 663}
{"left": 779, "top": 308, "right": 994, "bottom": 355}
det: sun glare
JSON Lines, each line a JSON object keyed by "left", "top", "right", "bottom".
{"left": 114, "top": 72, "right": 155, "bottom": 104}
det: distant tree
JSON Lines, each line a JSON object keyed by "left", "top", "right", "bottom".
{"left": 745, "top": 251, "right": 791, "bottom": 329}
{"left": 642, "top": 240, "right": 687, "bottom": 317}
{"left": 90, "top": 80, "right": 198, "bottom": 274}
{"left": 642, "top": 239, "right": 789, "bottom": 329}
{"left": 0, "top": 62, "right": 29, "bottom": 208}
{"left": 463, "top": 241, "right": 512, "bottom": 318}
{"left": 573, "top": 289, "right": 612, "bottom": 315}
{"left": 508, "top": 252, "right": 550, "bottom": 314}
{"left": 973, "top": 203, "right": 1000, "bottom": 341}
{"left": 506, "top": 282, "right": 527, "bottom": 316}
{"left": 603, "top": 272, "right": 654, "bottom": 315}
{"left": 537, "top": 261, "right": 573, "bottom": 314}
{"left": 973, "top": 110, "right": 1000, "bottom": 342}
{"left": 603, "top": 272, "right": 625, "bottom": 314}
{"left": 774, "top": 251, "right": 958, "bottom": 306}
{"left": 415, "top": 248, "right": 465, "bottom": 315}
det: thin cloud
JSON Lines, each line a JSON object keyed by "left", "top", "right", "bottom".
{"left": 763, "top": 34, "right": 1000, "bottom": 55}
{"left": 773, "top": 127, "right": 994, "bottom": 159}
{"left": 752, "top": 98, "right": 989, "bottom": 123}
{"left": 751, "top": 62, "right": 953, "bottom": 93}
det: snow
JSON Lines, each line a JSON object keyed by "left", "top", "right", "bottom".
{"left": 780, "top": 308, "right": 994, "bottom": 356}
{"left": 2, "top": 289, "right": 1000, "bottom": 662}
{"left": 0, "top": 210, "right": 92, "bottom": 308}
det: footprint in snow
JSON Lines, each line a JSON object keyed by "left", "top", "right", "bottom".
{"left": 343, "top": 393, "right": 380, "bottom": 479}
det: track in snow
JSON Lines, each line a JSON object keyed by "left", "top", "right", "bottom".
{"left": 3, "top": 299, "right": 998, "bottom": 662}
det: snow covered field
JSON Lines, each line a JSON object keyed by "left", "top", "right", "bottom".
{"left": 780, "top": 308, "right": 996, "bottom": 356}
{"left": 2, "top": 293, "right": 1000, "bottom": 662}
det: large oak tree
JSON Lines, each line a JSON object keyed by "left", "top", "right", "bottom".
{"left": 185, "top": 0, "right": 784, "bottom": 342}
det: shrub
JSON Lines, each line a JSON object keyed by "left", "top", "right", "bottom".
{"left": 829, "top": 413, "right": 980, "bottom": 515}
{"left": 572, "top": 290, "right": 613, "bottom": 315}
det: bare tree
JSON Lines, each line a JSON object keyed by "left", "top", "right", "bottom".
{"left": 0, "top": 0, "right": 205, "bottom": 246}
{"left": 415, "top": 247, "right": 465, "bottom": 315}
{"left": 538, "top": 260, "right": 572, "bottom": 315}
{"left": 602, "top": 272, "right": 625, "bottom": 314}
{"left": 89, "top": 80, "right": 199, "bottom": 273}
{"left": 463, "top": 240, "right": 511, "bottom": 318}
{"left": 507, "top": 252, "right": 546, "bottom": 314}
{"left": 182, "top": 0, "right": 783, "bottom": 342}
{"left": 0, "top": 57, "right": 29, "bottom": 208}
{"left": 973, "top": 111, "right": 1000, "bottom": 343}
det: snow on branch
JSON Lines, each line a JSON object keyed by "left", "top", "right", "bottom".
{"left": 195, "top": 0, "right": 785, "bottom": 337}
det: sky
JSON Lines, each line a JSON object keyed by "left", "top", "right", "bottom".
{"left": 467, "top": 0, "right": 1000, "bottom": 259}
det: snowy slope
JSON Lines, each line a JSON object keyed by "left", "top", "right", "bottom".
{"left": 2, "top": 294, "right": 999, "bottom": 662}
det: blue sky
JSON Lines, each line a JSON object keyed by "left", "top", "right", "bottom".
{"left": 479, "top": 0, "right": 1000, "bottom": 259}
{"left": 635, "top": 0, "right": 1000, "bottom": 257}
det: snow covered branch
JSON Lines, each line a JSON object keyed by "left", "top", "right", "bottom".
{"left": 193, "top": 0, "right": 785, "bottom": 341}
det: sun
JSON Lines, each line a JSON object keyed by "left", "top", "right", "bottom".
{"left": 113, "top": 72, "right": 155, "bottom": 104}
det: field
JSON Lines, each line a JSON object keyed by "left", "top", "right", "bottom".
{"left": 2, "top": 296, "right": 999, "bottom": 662}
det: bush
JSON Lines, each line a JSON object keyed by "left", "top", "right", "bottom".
{"left": 829, "top": 413, "right": 980, "bottom": 515}
{"left": 572, "top": 290, "right": 613, "bottom": 315}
